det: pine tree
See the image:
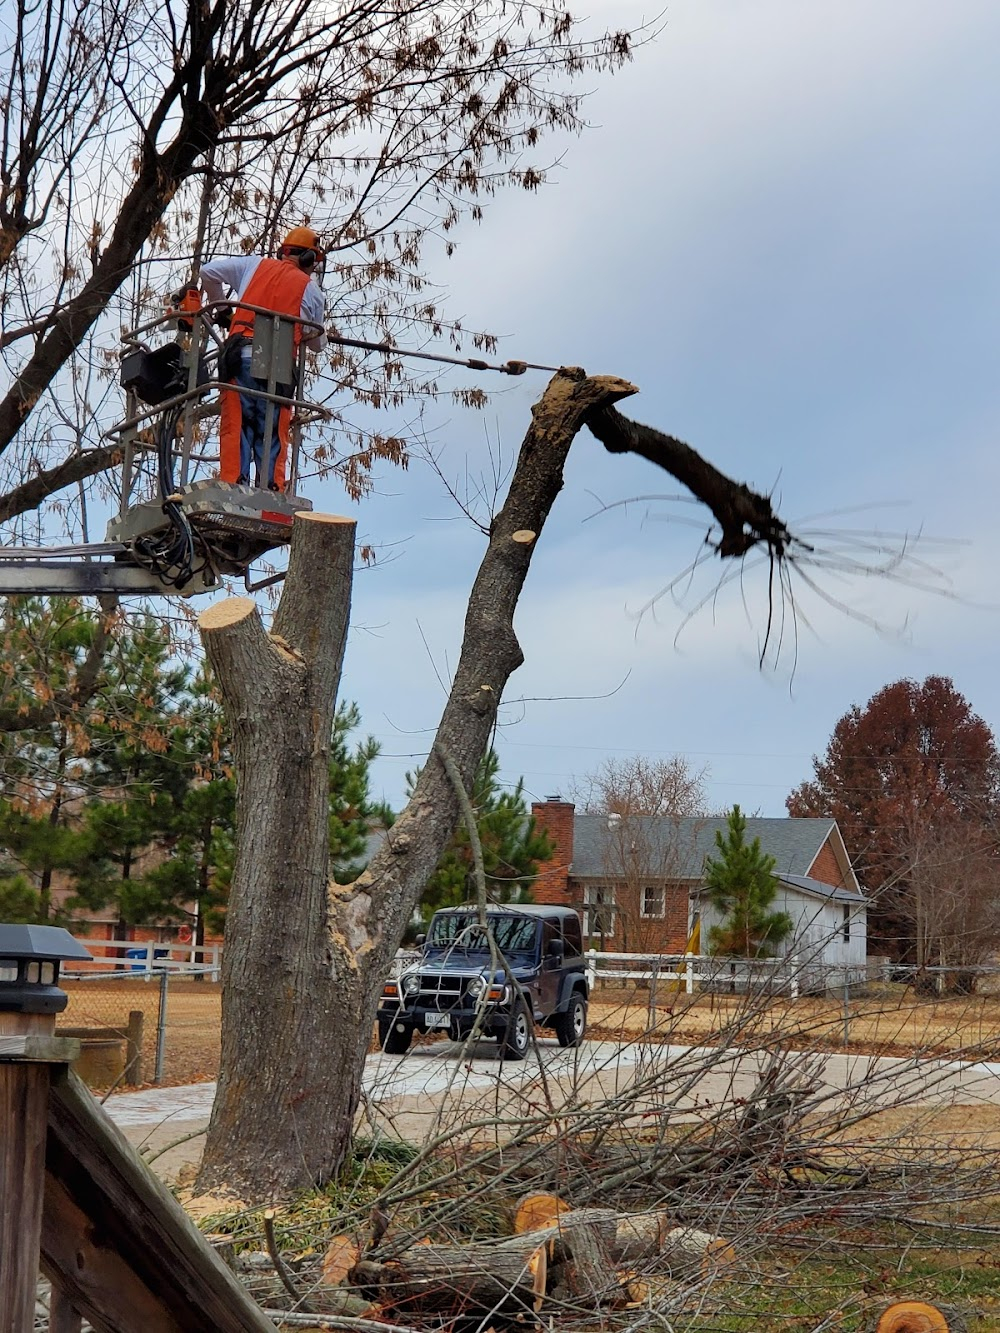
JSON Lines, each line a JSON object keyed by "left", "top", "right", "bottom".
{"left": 705, "top": 806, "right": 792, "bottom": 957}
{"left": 70, "top": 615, "right": 195, "bottom": 937}
{"left": 170, "top": 666, "right": 236, "bottom": 948}
{"left": 0, "top": 596, "right": 118, "bottom": 919}
{"left": 410, "top": 750, "right": 552, "bottom": 923}
{"left": 329, "top": 703, "right": 393, "bottom": 883}
{"left": 0, "top": 873, "right": 45, "bottom": 923}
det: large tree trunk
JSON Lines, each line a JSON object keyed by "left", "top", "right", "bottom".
{"left": 197, "top": 513, "right": 357, "bottom": 1199}
{"left": 196, "top": 372, "right": 637, "bottom": 1200}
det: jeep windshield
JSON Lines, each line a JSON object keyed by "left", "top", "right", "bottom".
{"left": 425, "top": 913, "right": 539, "bottom": 955}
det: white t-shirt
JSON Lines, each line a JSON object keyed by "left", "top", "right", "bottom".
{"left": 201, "top": 255, "right": 327, "bottom": 351}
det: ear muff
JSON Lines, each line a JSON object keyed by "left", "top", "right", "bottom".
{"left": 279, "top": 245, "right": 318, "bottom": 269}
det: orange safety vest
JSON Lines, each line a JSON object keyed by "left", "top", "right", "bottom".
{"left": 219, "top": 258, "right": 311, "bottom": 490}
{"left": 230, "top": 258, "right": 312, "bottom": 345}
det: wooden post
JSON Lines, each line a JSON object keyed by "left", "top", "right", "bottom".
{"left": 0, "top": 1010, "right": 61, "bottom": 1333}
{"left": 125, "top": 1010, "right": 144, "bottom": 1087}
{"left": 47, "top": 1283, "right": 82, "bottom": 1333}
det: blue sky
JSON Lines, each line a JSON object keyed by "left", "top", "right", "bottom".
{"left": 315, "top": 0, "right": 1000, "bottom": 817}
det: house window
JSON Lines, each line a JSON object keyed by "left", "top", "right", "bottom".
{"left": 584, "top": 886, "right": 616, "bottom": 939}
{"left": 842, "top": 905, "right": 850, "bottom": 942}
{"left": 641, "top": 885, "right": 665, "bottom": 919}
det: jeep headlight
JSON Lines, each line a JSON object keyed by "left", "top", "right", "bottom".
{"left": 402, "top": 972, "right": 420, "bottom": 997}
{"left": 467, "top": 974, "right": 487, "bottom": 997}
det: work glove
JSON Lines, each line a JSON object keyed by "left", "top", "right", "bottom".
{"left": 213, "top": 305, "right": 233, "bottom": 330}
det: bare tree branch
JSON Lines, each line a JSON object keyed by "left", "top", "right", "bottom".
{"left": 0, "top": 444, "right": 122, "bottom": 525}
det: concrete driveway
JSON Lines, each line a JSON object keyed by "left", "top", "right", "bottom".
{"left": 105, "top": 1036, "right": 1000, "bottom": 1179}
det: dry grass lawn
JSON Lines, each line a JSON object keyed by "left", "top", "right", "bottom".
{"left": 588, "top": 982, "right": 1000, "bottom": 1058}
{"left": 58, "top": 978, "right": 1000, "bottom": 1090}
{"left": 60, "top": 977, "right": 221, "bottom": 1087}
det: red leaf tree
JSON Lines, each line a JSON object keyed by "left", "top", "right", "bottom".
{"left": 786, "top": 676, "right": 1000, "bottom": 964}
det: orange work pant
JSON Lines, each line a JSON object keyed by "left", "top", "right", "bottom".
{"left": 219, "top": 377, "right": 291, "bottom": 490}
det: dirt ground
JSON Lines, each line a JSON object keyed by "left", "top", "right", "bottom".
{"left": 58, "top": 979, "right": 1000, "bottom": 1090}
{"left": 60, "top": 977, "right": 221, "bottom": 1087}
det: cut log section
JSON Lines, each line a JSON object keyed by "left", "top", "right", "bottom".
{"left": 660, "top": 1227, "right": 737, "bottom": 1279}
{"left": 554, "top": 1211, "right": 614, "bottom": 1300}
{"left": 612, "top": 1211, "right": 673, "bottom": 1264}
{"left": 874, "top": 1301, "right": 963, "bottom": 1333}
{"left": 542, "top": 1208, "right": 672, "bottom": 1264}
{"left": 540, "top": 1208, "right": 685, "bottom": 1304}
{"left": 348, "top": 1207, "right": 730, "bottom": 1317}
{"left": 514, "top": 1192, "right": 570, "bottom": 1234}
{"left": 351, "top": 1235, "right": 547, "bottom": 1315}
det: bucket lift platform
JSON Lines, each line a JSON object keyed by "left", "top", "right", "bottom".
{"left": 104, "top": 300, "right": 324, "bottom": 594}
{"left": 105, "top": 479, "right": 313, "bottom": 583}
{"left": 0, "top": 299, "right": 325, "bottom": 598}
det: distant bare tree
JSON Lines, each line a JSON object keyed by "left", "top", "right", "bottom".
{"left": 888, "top": 812, "right": 1000, "bottom": 974}
{"left": 595, "top": 808, "right": 704, "bottom": 953}
{"left": 569, "top": 755, "right": 708, "bottom": 952}
{"left": 574, "top": 754, "right": 709, "bottom": 818}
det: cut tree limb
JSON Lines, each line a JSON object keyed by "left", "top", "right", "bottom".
{"left": 538, "top": 1208, "right": 681, "bottom": 1303}
{"left": 351, "top": 1236, "right": 548, "bottom": 1314}
{"left": 659, "top": 1227, "right": 736, "bottom": 1279}
{"left": 532, "top": 1207, "right": 672, "bottom": 1265}
{"left": 586, "top": 405, "right": 791, "bottom": 558}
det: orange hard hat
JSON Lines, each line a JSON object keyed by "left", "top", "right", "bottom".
{"left": 281, "top": 226, "right": 323, "bottom": 256}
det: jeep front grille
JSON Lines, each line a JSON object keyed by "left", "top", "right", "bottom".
{"left": 417, "top": 975, "right": 466, "bottom": 1008}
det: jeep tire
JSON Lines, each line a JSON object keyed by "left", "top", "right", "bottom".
{"left": 498, "top": 1002, "right": 531, "bottom": 1060}
{"left": 378, "top": 1018, "right": 413, "bottom": 1054}
{"left": 554, "top": 991, "right": 587, "bottom": 1048}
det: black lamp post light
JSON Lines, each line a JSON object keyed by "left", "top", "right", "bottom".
{"left": 0, "top": 924, "right": 92, "bottom": 1015}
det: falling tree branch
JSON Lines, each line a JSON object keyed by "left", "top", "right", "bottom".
{"left": 586, "top": 405, "right": 796, "bottom": 559}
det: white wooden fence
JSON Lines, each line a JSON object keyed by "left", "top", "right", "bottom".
{"left": 63, "top": 942, "right": 875, "bottom": 996}
{"left": 391, "top": 948, "right": 873, "bottom": 998}
{"left": 581, "top": 950, "right": 801, "bottom": 996}
{"left": 62, "top": 938, "right": 221, "bottom": 981}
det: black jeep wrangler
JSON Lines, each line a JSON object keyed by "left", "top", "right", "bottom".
{"left": 377, "top": 904, "right": 588, "bottom": 1059}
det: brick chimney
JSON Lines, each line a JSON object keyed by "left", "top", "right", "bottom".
{"left": 530, "top": 797, "right": 575, "bottom": 906}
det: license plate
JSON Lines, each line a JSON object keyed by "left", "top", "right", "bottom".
{"left": 424, "top": 1013, "right": 450, "bottom": 1029}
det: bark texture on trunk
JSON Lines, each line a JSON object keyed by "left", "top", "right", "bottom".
{"left": 197, "top": 513, "right": 356, "bottom": 1199}
{"left": 347, "top": 371, "right": 638, "bottom": 979}
{"left": 195, "top": 374, "right": 636, "bottom": 1200}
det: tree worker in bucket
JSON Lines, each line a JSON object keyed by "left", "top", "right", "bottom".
{"left": 201, "top": 226, "right": 327, "bottom": 491}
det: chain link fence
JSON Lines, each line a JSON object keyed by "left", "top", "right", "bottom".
{"left": 59, "top": 968, "right": 221, "bottom": 1090}
{"left": 53, "top": 947, "right": 1000, "bottom": 1095}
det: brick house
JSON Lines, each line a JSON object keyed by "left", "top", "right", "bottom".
{"left": 530, "top": 798, "right": 866, "bottom": 958}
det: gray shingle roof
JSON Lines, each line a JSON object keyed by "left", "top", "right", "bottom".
{"left": 690, "top": 872, "right": 864, "bottom": 906}
{"left": 776, "top": 874, "right": 867, "bottom": 905}
{"left": 571, "top": 814, "right": 839, "bottom": 882}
